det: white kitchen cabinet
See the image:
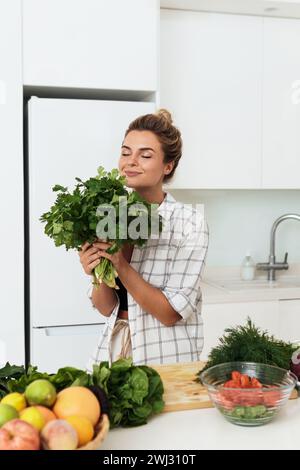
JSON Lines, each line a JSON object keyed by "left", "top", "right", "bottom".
{"left": 262, "top": 17, "right": 300, "bottom": 189}
{"left": 161, "top": 10, "right": 300, "bottom": 190}
{"left": 22, "top": 0, "right": 158, "bottom": 91}
{"left": 31, "top": 324, "right": 105, "bottom": 372}
{"left": 201, "top": 301, "right": 280, "bottom": 360}
{"left": 160, "top": 10, "right": 262, "bottom": 189}
{"left": 0, "top": 0, "right": 24, "bottom": 365}
{"left": 278, "top": 299, "right": 300, "bottom": 342}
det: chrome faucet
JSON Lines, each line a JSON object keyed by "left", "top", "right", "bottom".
{"left": 256, "top": 213, "right": 300, "bottom": 281}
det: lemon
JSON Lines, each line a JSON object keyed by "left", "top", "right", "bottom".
{"left": 20, "top": 406, "right": 46, "bottom": 431}
{"left": 65, "top": 415, "right": 94, "bottom": 447}
{"left": 1, "top": 393, "right": 27, "bottom": 412}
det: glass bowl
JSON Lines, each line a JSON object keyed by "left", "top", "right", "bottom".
{"left": 200, "top": 362, "right": 297, "bottom": 426}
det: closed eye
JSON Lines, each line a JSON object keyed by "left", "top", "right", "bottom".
{"left": 121, "top": 153, "right": 151, "bottom": 158}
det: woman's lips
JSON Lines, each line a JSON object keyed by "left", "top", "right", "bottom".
{"left": 125, "top": 171, "right": 142, "bottom": 177}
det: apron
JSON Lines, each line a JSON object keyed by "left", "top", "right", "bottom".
{"left": 108, "top": 318, "right": 132, "bottom": 363}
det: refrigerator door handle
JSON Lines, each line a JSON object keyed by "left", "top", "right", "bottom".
{"left": 38, "top": 324, "right": 104, "bottom": 337}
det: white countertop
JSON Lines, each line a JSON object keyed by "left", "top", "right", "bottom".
{"left": 99, "top": 267, "right": 300, "bottom": 451}
{"left": 100, "top": 399, "right": 300, "bottom": 450}
{"left": 200, "top": 263, "right": 300, "bottom": 304}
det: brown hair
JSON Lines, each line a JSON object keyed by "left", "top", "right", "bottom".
{"left": 124, "top": 108, "right": 182, "bottom": 183}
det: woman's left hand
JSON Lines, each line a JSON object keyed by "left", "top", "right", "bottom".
{"left": 92, "top": 239, "right": 129, "bottom": 275}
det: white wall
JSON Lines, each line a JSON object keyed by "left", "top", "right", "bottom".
{"left": 0, "top": 0, "right": 24, "bottom": 364}
{"left": 169, "top": 189, "right": 300, "bottom": 267}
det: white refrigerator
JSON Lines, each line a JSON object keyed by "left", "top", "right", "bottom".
{"left": 26, "top": 97, "right": 155, "bottom": 372}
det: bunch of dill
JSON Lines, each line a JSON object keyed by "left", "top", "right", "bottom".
{"left": 198, "top": 318, "right": 296, "bottom": 380}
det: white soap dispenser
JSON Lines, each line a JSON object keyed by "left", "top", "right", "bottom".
{"left": 240, "top": 252, "right": 256, "bottom": 281}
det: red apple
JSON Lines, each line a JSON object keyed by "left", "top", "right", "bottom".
{"left": 0, "top": 419, "right": 40, "bottom": 450}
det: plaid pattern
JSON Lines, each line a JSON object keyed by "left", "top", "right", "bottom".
{"left": 86, "top": 192, "right": 209, "bottom": 369}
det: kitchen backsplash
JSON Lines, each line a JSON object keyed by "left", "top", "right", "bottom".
{"left": 168, "top": 189, "right": 300, "bottom": 267}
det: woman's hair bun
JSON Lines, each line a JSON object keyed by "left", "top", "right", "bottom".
{"left": 156, "top": 108, "right": 173, "bottom": 125}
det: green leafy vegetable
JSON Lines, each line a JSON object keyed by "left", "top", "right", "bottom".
{"left": 40, "top": 166, "right": 163, "bottom": 289}
{"left": 0, "top": 363, "right": 92, "bottom": 399}
{"left": 0, "top": 360, "right": 165, "bottom": 428}
{"left": 92, "top": 358, "right": 164, "bottom": 428}
{"left": 197, "top": 318, "right": 297, "bottom": 382}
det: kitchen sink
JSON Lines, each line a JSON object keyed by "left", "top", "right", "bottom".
{"left": 205, "top": 276, "right": 300, "bottom": 292}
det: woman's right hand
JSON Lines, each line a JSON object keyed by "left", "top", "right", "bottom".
{"left": 78, "top": 241, "right": 102, "bottom": 275}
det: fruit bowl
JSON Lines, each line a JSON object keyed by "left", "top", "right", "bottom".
{"left": 77, "top": 414, "right": 110, "bottom": 450}
{"left": 200, "top": 362, "right": 297, "bottom": 426}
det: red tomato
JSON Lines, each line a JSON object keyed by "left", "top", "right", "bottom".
{"left": 224, "top": 380, "right": 240, "bottom": 388}
{"left": 217, "top": 392, "right": 235, "bottom": 410}
{"left": 237, "top": 390, "right": 264, "bottom": 406}
{"left": 251, "top": 377, "right": 263, "bottom": 388}
{"left": 263, "top": 389, "right": 281, "bottom": 407}
{"left": 231, "top": 371, "right": 242, "bottom": 383}
{"left": 240, "top": 375, "right": 251, "bottom": 388}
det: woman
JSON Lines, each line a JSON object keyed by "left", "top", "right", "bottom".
{"left": 79, "top": 109, "right": 209, "bottom": 368}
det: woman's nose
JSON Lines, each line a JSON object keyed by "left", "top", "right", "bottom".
{"left": 127, "top": 153, "right": 139, "bottom": 166}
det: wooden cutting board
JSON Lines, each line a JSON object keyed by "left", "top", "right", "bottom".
{"left": 151, "top": 361, "right": 298, "bottom": 413}
{"left": 151, "top": 361, "right": 213, "bottom": 412}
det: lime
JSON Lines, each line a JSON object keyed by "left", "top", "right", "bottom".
{"left": 25, "top": 379, "right": 57, "bottom": 407}
{"left": 0, "top": 403, "right": 19, "bottom": 427}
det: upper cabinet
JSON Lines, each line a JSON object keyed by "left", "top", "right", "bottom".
{"left": 262, "top": 17, "right": 300, "bottom": 189}
{"left": 161, "top": 10, "right": 300, "bottom": 190}
{"left": 22, "top": 0, "right": 159, "bottom": 91}
{"left": 161, "top": 10, "right": 263, "bottom": 189}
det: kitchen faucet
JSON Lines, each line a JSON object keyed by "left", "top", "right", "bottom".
{"left": 256, "top": 213, "right": 300, "bottom": 281}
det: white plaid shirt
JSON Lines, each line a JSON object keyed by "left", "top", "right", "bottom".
{"left": 86, "top": 191, "right": 209, "bottom": 369}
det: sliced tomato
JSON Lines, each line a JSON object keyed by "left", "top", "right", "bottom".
{"left": 237, "top": 390, "right": 264, "bottom": 406}
{"left": 263, "top": 389, "right": 281, "bottom": 407}
{"left": 231, "top": 371, "right": 242, "bottom": 382}
{"left": 240, "top": 374, "right": 251, "bottom": 388}
{"left": 251, "top": 377, "right": 263, "bottom": 388}
{"left": 224, "top": 379, "right": 240, "bottom": 388}
{"left": 216, "top": 392, "right": 235, "bottom": 410}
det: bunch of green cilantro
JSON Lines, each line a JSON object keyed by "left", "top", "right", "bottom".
{"left": 40, "top": 166, "right": 163, "bottom": 289}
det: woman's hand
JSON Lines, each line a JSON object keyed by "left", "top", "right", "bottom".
{"left": 92, "top": 240, "right": 129, "bottom": 276}
{"left": 78, "top": 241, "right": 103, "bottom": 275}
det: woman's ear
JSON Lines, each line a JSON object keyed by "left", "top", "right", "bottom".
{"left": 164, "top": 162, "right": 174, "bottom": 176}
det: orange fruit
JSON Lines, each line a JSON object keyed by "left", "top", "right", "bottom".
{"left": 35, "top": 405, "right": 56, "bottom": 424}
{"left": 65, "top": 415, "right": 94, "bottom": 447}
{"left": 53, "top": 387, "right": 100, "bottom": 426}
